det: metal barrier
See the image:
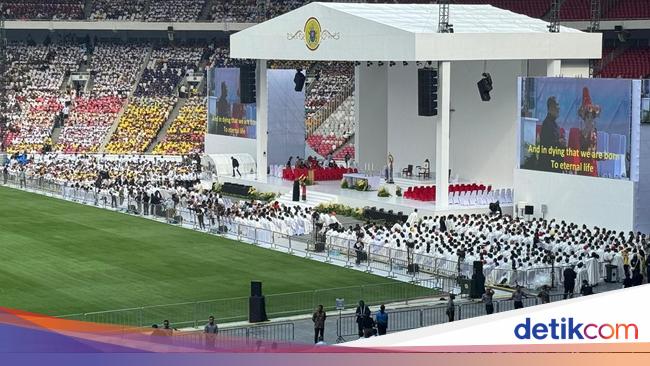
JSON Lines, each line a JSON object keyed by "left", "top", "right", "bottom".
{"left": 172, "top": 321, "right": 294, "bottom": 349}
{"left": 2, "top": 174, "right": 575, "bottom": 294}
{"left": 55, "top": 280, "right": 440, "bottom": 329}
{"left": 336, "top": 294, "right": 583, "bottom": 340}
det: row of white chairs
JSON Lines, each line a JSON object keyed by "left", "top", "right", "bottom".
{"left": 449, "top": 188, "right": 513, "bottom": 206}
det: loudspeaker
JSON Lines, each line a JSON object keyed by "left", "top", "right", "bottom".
{"left": 524, "top": 205, "right": 534, "bottom": 215}
{"left": 418, "top": 68, "right": 438, "bottom": 116}
{"left": 240, "top": 64, "right": 256, "bottom": 104}
{"left": 469, "top": 276, "right": 486, "bottom": 299}
{"left": 249, "top": 296, "right": 268, "bottom": 322}
{"left": 477, "top": 73, "right": 493, "bottom": 102}
{"left": 167, "top": 26, "right": 174, "bottom": 42}
{"left": 294, "top": 70, "right": 306, "bottom": 92}
{"left": 251, "top": 281, "right": 262, "bottom": 297}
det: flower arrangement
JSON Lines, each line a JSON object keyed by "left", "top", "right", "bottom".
{"left": 340, "top": 179, "right": 349, "bottom": 189}
{"left": 355, "top": 179, "right": 369, "bottom": 191}
{"left": 244, "top": 187, "right": 277, "bottom": 202}
{"left": 315, "top": 203, "right": 365, "bottom": 220}
{"left": 377, "top": 186, "right": 391, "bottom": 198}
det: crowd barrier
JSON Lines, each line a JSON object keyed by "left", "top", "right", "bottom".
{"left": 1, "top": 174, "right": 596, "bottom": 337}
{"left": 324, "top": 236, "right": 596, "bottom": 291}
{"left": 336, "top": 293, "right": 576, "bottom": 339}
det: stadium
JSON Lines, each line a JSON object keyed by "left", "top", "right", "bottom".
{"left": 0, "top": 0, "right": 649, "bottom": 351}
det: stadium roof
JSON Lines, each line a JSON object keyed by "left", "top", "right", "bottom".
{"left": 230, "top": 2, "right": 602, "bottom": 61}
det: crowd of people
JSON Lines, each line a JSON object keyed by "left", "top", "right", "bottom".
{"left": 1, "top": 0, "right": 84, "bottom": 20}
{"left": 145, "top": 0, "right": 205, "bottom": 22}
{"left": 90, "top": 43, "right": 149, "bottom": 97}
{"left": 135, "top": 46, "right": 203, "bottom": 97}
{"left": 105, "top": 97, "right": 175, "bottom": 154}
{"left": 153, "top": 97, "right": 206, "bottom": 155}
{"left": 89, "top": 0, "right": 145, "bottom": 21}
{"left": 54, "top": 96, "right": 125, "bottom": 153}
{"left": 326, "top": 211, "right": 649, "bottom": 290}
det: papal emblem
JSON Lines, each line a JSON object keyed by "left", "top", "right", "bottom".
{"left": 304, "top": 17, "right": 322, "bottom": 51}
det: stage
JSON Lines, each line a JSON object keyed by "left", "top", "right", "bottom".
{"left": 218, "top": 173, "right": 513, "bottom": 218}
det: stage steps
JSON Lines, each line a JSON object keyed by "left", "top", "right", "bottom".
{"left": 391, "top": 177, "right": 436, "bottom": 189}
{"left": 276, "top": 190, "right": 337, "bottom": 208}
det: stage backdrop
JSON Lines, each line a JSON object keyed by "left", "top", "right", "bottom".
{"left": 267, "top": 69, "right": 305, "bottom": 166}
{"left": 207, "top": 67, "right": 257, "bottom": 138}
{"left": 518, "top": 77, "right": 635, "bottom": 180}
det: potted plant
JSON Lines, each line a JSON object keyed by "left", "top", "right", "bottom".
{"left": 377, "top": 186, "right": 391, "bottom": 198}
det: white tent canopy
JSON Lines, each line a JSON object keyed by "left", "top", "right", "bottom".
{"left": 228, "top": 2, "right": 602, "bottom": 209}
{"left": 230, "top": 2, "right": 601, "bottom": 61}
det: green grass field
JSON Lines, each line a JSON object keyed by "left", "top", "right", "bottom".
{"left": 0, "top": 186, "right": 433, "bottom": 326}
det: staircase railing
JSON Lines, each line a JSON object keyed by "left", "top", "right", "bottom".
{"left": 306, "top": 81, "right": 354, "bottom": 136}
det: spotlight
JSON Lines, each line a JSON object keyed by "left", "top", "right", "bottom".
{"left": 293, "top": 69, "right": 306, "bottom": 92}
{"left": 378, "top": 61, "right": 384, "bottom": 67}
{"left": 477, "top": 72, "right": 493, "bottom": 102}
{"left": 354, "top": 61, "right": 361, "bottom": 66}
{"left": 427, "top": 61, "right": 433, "bottom": 66}
{"left": 416, "top": 61, "right": 423, "bottom": 67}
{"left": 367, "top": 61, "right": 373, "bottom": 67}
{"left": 615, "top": 26, "right": 630, "bottom": 43}
{"left": 403, "top": 61, "right": 408, "bottom": 66}
{"left": 389, "top": 61, "right": 396, "bottom": 67}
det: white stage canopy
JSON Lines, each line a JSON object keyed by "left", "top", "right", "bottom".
{"left": 228, "top": 2, "right": 602, "bottom": 210}
{"left": 230, "top": 2, "right": 602, "bottom": 61}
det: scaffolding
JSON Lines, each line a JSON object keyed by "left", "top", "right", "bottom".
{"left": 548, "top": 0, "right": 561, "bottom": 33}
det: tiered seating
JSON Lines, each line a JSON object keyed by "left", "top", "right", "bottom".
{"left": 5, "top": 42, "right": 84, "bottom": 153}
{"left": 145, "top": 0, "right": 205, "bottom": 22}
{"left": 1, "top": 0, "right": 83, "bottom": 20}
{"left": 305, "top": 63, "right": 354, "bottom": 120}
{"left": 153, "top": 97, "right": 206, "bottom": 155}
{"left": 54, "top": 96, "right": 125, "bottom": 153}
{"left": 90, "top": 0, "right": 145, "bottom": 21}
{"left": 5, "top": 93, "right": 61, "bottom": 153}
{"left": 333, "top": 143, "right": 355, "bottom": 161}
{"left": 558, "top": 0, "right": 591, "bottom": 21}
{"left": 598, "top": 48, "right": 650, "bottom": 79}
{"left": 306, "top": 135, "right": 348, "bottom": 157}
{"left": 210, "top": 0, "right": 259, "bottom": 22}
{"left": 90, "top": 43, "right": 148, "bottom": 97}
{"left": 8, "top": 42, "right": 84, "bottom": 92}
{"left": 104, "top": 97, "right": 175, "bottom": 154}
{"left": 606, "top": 0, "right": 650, "bottom": 19}
{"left": 134, "top": 46, "right": 203, "bottom": 97}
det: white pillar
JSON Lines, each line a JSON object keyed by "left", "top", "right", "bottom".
{"left": 436, "top": 61, "right": 451, "bottom": 210}
{"left": 256, "top": 59, "right": 268, "bottom": 183}
{"left": 546, "top": 59, "right": 561, "bottom": 77}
